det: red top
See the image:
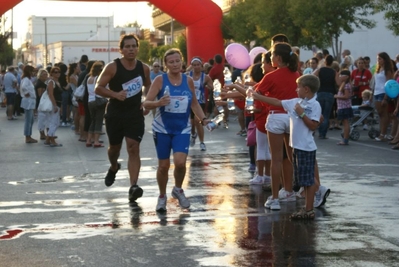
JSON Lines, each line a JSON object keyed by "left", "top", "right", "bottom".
{"left": 234, "top": 98, "right": 245, "bottom": 110}
{"left": 350, "top": 68, "right": 372, "bottom": 98}
{"left": 208, "top": 63, "right": 225, "bottom": 85}
{"left": 257, "top": 67, "right": 300, "bottom": 112}
{"left": 253, "top": 97, "right": 269, "bottom": 133}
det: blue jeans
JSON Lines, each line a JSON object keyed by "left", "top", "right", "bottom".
{"left": 24, "top": 109, "right": 34, "bottom": 136}
{"left": 316, "top": 92, "right": 334, "bottom": 138}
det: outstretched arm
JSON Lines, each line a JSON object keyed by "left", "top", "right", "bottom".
{"left": 252, "top": 91, "right": 282, "bottom": 107}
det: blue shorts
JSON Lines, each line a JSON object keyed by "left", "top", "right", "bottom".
{"left": 153, "top": 132, "right": 190, "bottom": 160}
{"left": 374, "top": 93, "right": 385, "bottom": 102}
{"left": 293, "top": 149, "right": 316, "bottom": 187}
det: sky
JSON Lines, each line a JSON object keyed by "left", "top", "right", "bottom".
{"left": 3, "top": 0, "right": 154, "bottom": 48}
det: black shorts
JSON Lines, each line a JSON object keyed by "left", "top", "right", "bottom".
{"left": 190, "top": 103, "right": 206, "bottom": 119}
{"left": 105, "top": 114, "right": 144, "bottom": 145}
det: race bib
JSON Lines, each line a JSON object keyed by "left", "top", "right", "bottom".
{"left": 165, "top": 96, "right": 189, "bottom": 113}
{"left": 122, "top": 76, "right": 143, "bottom": 98}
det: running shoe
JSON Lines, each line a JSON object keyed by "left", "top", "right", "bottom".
{"left": 248, "top": 164, "right": 256, "bottom": 173}
{"left": 200, "top": 142, "right": 206, "bottom": 151}
{"left": 128, "top": 185, "right": 143, "bottom": 202}
{"left": 104, "top": 163, "right": 121, "bottom": 187}
{"left": 190, "top": 133, "right": 197, "bottom": 147}
{"left": 172, "top": 186, "right": 190, "bottom": 209}
{"left": 279, "top": 190, "right": 296, "bottom": 202}
{"left": 264, "top": 197, "right": 281, "bottom": 210}
{"left": 156, "top": 195, "right": 167, "bottom": 212}
{"left": 314, "top": 185, "right": 330, "bottom": 208}
{"left": 249, "top": 175, "right": 264, "bottom": 185}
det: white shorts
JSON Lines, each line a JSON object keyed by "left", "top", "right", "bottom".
{"left": 256, "top": 129, "right": 271, "bottom": 161}
{"left": 266, "top": 113, "right": 290, "bottom": 134}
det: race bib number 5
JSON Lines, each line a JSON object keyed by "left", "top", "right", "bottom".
{"left": 165, "top": 96, "right": 189, "bottom": 113}
{"left": 122, "top": 76, "right": 143, "bottom": 98}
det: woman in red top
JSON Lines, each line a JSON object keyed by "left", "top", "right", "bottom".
{"left": 253, "top": 43, "right": 300, "bottom": 210}
{"left": 350, "top": 57, "right": 372, "bottom": 105}
{"left": 249, "top": 52, "right": 276, "bottom": 184}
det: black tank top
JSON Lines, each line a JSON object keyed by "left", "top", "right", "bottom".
{"left": 107, "top": 58, "right": 145, "bottom": 118}
{"left": 48, "top": 80, "right": 62, "bottom": 107}
{"left": 318, "top": 67, "right": 337, "bottom": 94}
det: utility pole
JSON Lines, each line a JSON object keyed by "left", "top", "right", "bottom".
{"left": 170, "top": 18, "right": 174, "bottom": 44}
{"left": 11, "top": 9, "right": 13, "bottom": 50}
{"left": 43, "top": 18, "right": 48, "bottom": 66}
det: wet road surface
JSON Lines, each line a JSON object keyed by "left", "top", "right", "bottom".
{"left": 0, "top": 114, "right": 398, "bottom": 267}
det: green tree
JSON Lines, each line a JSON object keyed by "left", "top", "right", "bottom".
{"left": 222, "top": 0, "right": 376, "bottom": 57}
{"left": 289, "top": 0, "right": 375, "bottom": 59}
{"left": 0, "top": 41, "right": 14, "bottom": 67}
{"left": 124, "top": 21, "right": 142, "bottom": 28}
{"left": 0, "top": 24, "right": 15, "bottom": 66}
{"left": 374, "top": 0, "right": 399, "bottom": 35}
{"left": 222, "top": 0, "right": 260, "bottom": 45}
{"left": 137, "top": 40, "right": 151, "bottom": 63}
{"left": 175, "top": 34, "right": 187, "bottom": 62}
{"left": 151, "top": 44, "right": 174, "bottom": 64}
{"left": 222, "top": 0, "right": 304, "bottom": 48}
{"left": 0, "top": 17, "right": 14, "bottom": 67}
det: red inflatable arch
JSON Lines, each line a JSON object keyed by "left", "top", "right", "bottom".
{"left": 1, "top": 0, "right": 224, "bottom": 63}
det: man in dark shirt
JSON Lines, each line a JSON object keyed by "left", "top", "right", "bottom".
{"left": 95, "top": 34, "right": 151, "bottom": 203}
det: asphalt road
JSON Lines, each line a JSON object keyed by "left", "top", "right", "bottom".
{"left": 0, "top": 109, "right": 398, "bottom": 267}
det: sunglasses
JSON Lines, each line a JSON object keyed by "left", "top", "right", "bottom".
{"left": 154, "top": 66, "right": 160, "bottom": 68}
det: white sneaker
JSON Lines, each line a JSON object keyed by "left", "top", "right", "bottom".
{"left": 296, "top": 187, "right": 305, "bottom": 198}
{"left": 200, "top": 142, "right": 206, "bottom": 151}
{"left": 264, "top": 197, "right": 281, "bottom": 210}
{"left": 171, "top": 187, "right": 190, "bottom": 209}
{"left": 156, "top": 195, "right": 167, "bottom": 212}
{"left": 264, "top": 196, "right": 273, "bottom": 207}
{"left": 263, "top": 175, "right": 271, "bottom": 186}
{"left": 314, "top": 185, "right": 330, "bottom": 208}
{"left": 279, "top": 190, "right": 296, "bottom": 202}
{"left": 278, "top": 188, "right": 286, "bottom": 199}
{"left": 190, "top": 133, "right": 197, "bottom": 147}
{"left": 362, "top": 124, "right": 369, "bottom": 131}
{"left": 249, "top": 175, "right": 264, "bottom": 185}
{"left": 248, "top": 164, "right": 256, "bottom": 173}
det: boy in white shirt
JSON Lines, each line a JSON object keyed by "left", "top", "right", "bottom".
{"left": 253, "top": 74, "right": 321, "bottom": 220}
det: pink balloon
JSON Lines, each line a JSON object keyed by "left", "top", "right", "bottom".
{"left": 249, "top": 47, "right": 268, "bottom": 64}
{"left": 225, "top": 43, "right": 251, "bottom": 70}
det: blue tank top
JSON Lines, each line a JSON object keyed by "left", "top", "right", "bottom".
{"left": 152, "top": 73, "right": 193, "bottom": 134}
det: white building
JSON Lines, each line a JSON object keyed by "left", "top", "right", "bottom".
{"left": 23, "top": 15, "right": 142, "bottom": 66}
{"left": 30, "top": 41, "right": 120, "bottom": 66}
{"left": 300, "top": 12, "right": 399, "bottom": 66}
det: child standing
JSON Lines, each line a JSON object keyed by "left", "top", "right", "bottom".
{"left": 335, "top": 70, "right": 354, "bottom": 145}
{"left": 253, "top": 74, "right": 321, "bottom": 220}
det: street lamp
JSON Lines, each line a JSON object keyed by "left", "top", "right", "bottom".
{"left": 43, "top": 17, "right": 48, "bottom": 66}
